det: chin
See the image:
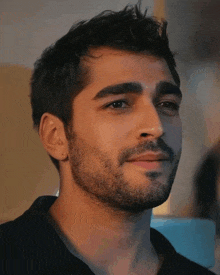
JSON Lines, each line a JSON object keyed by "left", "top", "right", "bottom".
{"left": 97, "top": 180, "right": 172, "bottom": 214}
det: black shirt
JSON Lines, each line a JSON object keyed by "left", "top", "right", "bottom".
{"left": 0, "top": 196, "right": 216, "bottom": 274}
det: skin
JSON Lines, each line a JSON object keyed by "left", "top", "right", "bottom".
{"left": 41, "top": 47, "right": 182, "bottom": 275}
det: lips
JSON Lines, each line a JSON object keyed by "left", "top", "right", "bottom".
{"left": 127, "top": 152, "right": 170, "bottom": 162}
{"left": 126, "top": 152, "right": 170, "bottom": 171}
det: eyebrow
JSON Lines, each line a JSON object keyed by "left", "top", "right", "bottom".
{"left": 156, "top": 82, "right": 182, "bottom": 99}
{"left": 93, "top": 82, "right": 142, "bottom": 100}
{"left": 92, "top": 81, "right": 182, "bottom": 100}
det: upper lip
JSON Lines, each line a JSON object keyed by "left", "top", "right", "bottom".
{"left": 127, "top": 152, "right": 170, "bottom": 162}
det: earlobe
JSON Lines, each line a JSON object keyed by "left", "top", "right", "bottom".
{"left": 39, "top": 113, "right": 68, "bottom": 161}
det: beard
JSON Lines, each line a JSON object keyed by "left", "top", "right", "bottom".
{"left": 68, "top": 131, "right": 181, "bottom": 214}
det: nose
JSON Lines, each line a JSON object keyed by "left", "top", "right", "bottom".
{"left": 137, "top": 102, "right": 164, "bottom": 140}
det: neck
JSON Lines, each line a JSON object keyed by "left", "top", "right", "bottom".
{"left": 49, "top": 182, "right": 161, "bottom": 274}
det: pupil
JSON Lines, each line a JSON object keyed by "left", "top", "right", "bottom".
{"left": 114, "top": 102, "right": 122, "bottom": 108}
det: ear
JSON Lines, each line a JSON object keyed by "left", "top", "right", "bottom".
{"left": 39, "top": 113, "right": 69, "bottom": 162}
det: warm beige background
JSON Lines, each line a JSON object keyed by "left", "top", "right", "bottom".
{"left": 1, "top": 0, "right": 220, "bottom": 222}
{"left": 0, "top": 65, "right": 59, "bottom": 222}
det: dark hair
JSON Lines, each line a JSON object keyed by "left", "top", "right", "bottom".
{"left": 30, "top": 2, "right": 180, "bottom": 170}
{"left": 194, "top": 140, "right": 220, "bottom": 236}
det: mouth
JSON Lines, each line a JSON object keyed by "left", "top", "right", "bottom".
{"left": 126, "top": 152, "right": 170, "bottom": 170}
{"left": 128, "top": 160, "right": 169, "bottom": 170}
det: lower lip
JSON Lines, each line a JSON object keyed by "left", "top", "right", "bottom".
{"left": 129, "top": 161, "right": 165, "bottom": 170}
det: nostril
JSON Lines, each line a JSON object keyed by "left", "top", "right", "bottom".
{"left": 141, "top": 133, "right": 148, "bottom": 137}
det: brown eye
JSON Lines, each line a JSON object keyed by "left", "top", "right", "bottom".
{"left": 160, "top": 102, "right": 179, "bottom": 110}
{"left": 107, "top": 100, "right": 129, "bottom": 109}
{"left": 157, "top": 101, "right": 180, "bottom": 116}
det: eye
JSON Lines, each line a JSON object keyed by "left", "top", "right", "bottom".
{"left": 159, "top": 101, "right": 179, "bottom": 110}
{"left": 106, "top": 100, "right": 129, "bottom": 109}
{"left": 157, "top": 101, "right": 180, "bottom": 116}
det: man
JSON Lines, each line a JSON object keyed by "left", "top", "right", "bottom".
{"left": 0, "top": 3, "right": 215, "bottom": 274}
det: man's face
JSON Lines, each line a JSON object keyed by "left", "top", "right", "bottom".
{"left": 67, "top": 48, "right": 182, "bottom": 213}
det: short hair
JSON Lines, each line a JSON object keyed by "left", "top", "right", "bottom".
{"left": 30, "top": 2, "right": 180, "bottom": 170}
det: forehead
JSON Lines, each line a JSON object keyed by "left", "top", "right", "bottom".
{"left": 82, "top": 47, "right": 175, "bottom": 89}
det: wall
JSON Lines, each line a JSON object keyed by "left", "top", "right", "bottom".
{"left": 164, "top": 0, "right": 220, "bottom": 216}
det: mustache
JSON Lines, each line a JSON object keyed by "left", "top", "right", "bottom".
{"left": 119, "top": 138, "right": 175, "bottom": 165}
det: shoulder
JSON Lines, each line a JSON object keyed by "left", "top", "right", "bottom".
{"left": 0, "top": 196, "right": 57, "bottom": 259}
{"left": 164, "top": 252, "right": 216, "bottom": 275}
{"left": 0, "top": 218, "right": 31, "bottom": 259}
{"left": 150, "top": 228, "right": 216, "bottom": 274}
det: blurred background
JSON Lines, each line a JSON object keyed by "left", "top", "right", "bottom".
{"left": 1, "top": 0, "right": 220, "bottom": 272}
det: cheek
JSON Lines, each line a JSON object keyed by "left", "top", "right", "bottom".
{"left": 94, "top": 121, "right": 129, "bottom": 150}
{"left": 74, "top": 111, "right": 127, "bottom": 151}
